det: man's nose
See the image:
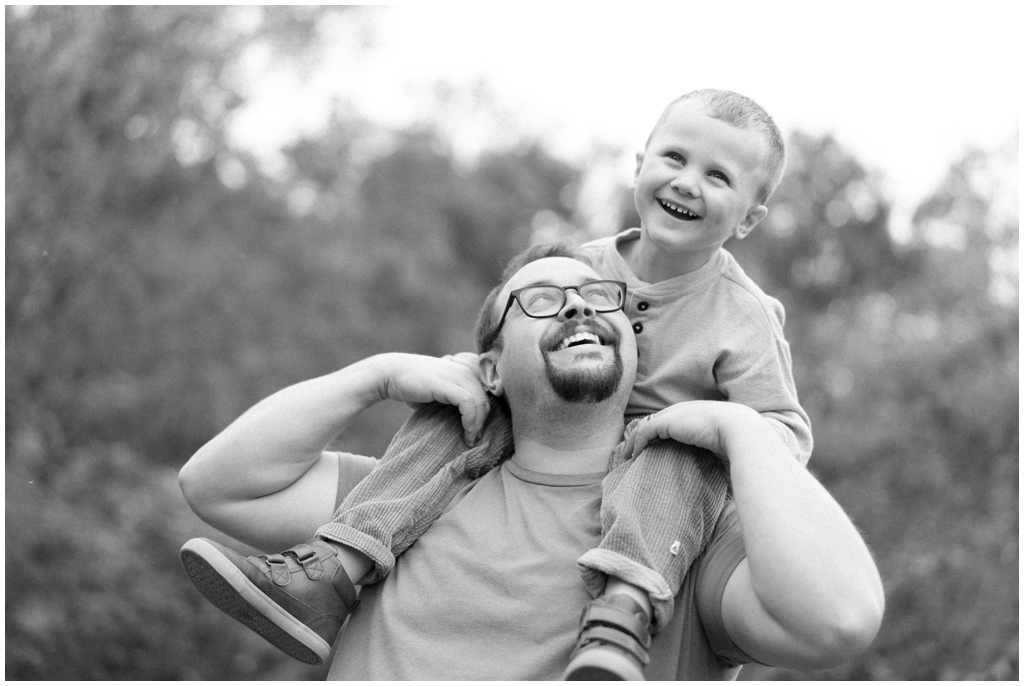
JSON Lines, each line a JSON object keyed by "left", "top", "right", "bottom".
{"left": 558, "top": 290, "right": 595, "bottom": 321}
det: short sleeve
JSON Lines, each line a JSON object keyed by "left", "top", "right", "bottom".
{"left": 693, "top": 501, "right": 756, "bottom": 666}
{"left": 331, "top": 452, "right": 378, "bottom": 512}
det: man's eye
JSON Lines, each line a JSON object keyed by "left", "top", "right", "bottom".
{"left": 525, "top": 292, "right": 558, "bottom": 307}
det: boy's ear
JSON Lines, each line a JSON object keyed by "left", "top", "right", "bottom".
{"left": 631, "top": 151, "right": 644, "bottom": 187}
{"left": 734, "top": 204, "right": 768, "bottom": 240}
{"left": 479, "top": 350, "right": 503, "bottom": 397}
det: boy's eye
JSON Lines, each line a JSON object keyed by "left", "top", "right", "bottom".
{"left": 666, "top": 152, "right": 684, "bottom": 163}
{"left": 709, "top": 170, "right": 729, "bottom": 184}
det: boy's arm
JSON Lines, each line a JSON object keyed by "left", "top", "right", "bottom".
{"left": 717, "top": 328, "right": 813, "bottom": 464}
{"left": 627, "top": 402, "right": 884, "bottom": 669}
{"left": 178, "top": 353, "right": 491, "bottom": 552}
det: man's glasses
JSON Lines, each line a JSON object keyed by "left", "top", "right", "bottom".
{"left": 492, "top": 280, "right": 628, "bottom": 339}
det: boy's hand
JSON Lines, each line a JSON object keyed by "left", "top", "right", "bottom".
{"left": 440, "top": 352, "right": 484, "bottom": 383}
{"left": 624, "top": 400, "right": 762, "bottom": 460}
{"left": 373, "top": 352, "right": 491, "bottom": 446}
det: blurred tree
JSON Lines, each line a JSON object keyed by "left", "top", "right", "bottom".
{"left": 6, "top": 6, "right": 360, "bottom": 680}
{"left": 446, "top": 142, "right": 580, "bottom": 285}
{"left": 6, "top": 4, "right": 353, "bottom": 470}
{"left": 729, "top": 131, "right": 922, "bottom": 314}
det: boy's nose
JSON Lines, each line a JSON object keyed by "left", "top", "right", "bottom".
{"left": 671, "top": 169, "right": 701, "bottom": 197}
{"left": 558, "top": 290, "right": 595, "bottom": 321}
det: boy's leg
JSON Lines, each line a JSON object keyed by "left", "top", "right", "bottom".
{"left": 567, "top": 418, "right": 728, "bottom": 678}
{"left": 317, "top": 401, "right": 514, "bottom": 583}
{"left": 577, "top": 422, "right": 729, "bottom": 626}
{"left": 180, "top": 401, "right": 514, "bottom": 663}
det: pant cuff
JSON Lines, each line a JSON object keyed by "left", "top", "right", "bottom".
{"left": 316, "top": 523, "right": 394, "bottom": 585}
{"left": 577, "top": 548, "right": 675, "bottom": 629}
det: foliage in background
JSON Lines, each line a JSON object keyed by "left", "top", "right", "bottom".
{"left": 5, "top": 6, "right": 1018, "bottom": 680}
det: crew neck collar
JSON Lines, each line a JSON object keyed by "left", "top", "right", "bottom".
{"left": 505, "top": 456, "right": 607, "bottom": 487}
{"left": 611, "top": 228, "right": 725, "bottom": 292}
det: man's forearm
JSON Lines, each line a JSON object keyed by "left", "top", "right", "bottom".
{"left": 178, "top": 352, "right": 491, "bottom": 550}
{"left": 723, "top": 415, "right": 884, "bottom": 666}
{"left": 180, "top": 357, "right": 385, "bottom": 504}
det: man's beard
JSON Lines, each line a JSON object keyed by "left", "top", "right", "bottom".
{"left": 542, "top": 347, "right": 624, "bottom": 403}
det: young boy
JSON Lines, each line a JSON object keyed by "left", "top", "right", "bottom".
{"left": 179, "top": 89, "right": 811, "bottom": 679}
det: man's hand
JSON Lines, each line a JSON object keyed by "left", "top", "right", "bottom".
{"left": 624, "top": 400, "right": 762, "bottom": 459}
{"left": 372, "top": 352, "right": 491, "bottom": 446}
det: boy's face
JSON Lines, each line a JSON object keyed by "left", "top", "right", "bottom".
{"left": 633, "top": 102, "right": 768, "bottom": 268}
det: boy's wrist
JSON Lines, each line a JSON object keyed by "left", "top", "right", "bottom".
{"left": 338, "top": 354, "right": 395, "bottom": 407}
{"left": 720, "top": 407, "right": 778, "bottom": 458}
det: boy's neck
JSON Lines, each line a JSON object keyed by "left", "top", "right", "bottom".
{"left": 621, "top": 234, "right": 719, "bottom": 283}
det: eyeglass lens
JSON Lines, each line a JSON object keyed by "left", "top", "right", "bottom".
{"left": 519, "top": 282, "right": 623, "bottom": 317}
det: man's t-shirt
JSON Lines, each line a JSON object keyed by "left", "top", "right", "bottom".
{"left": 327, "top": 454, "right": 751, "bottom": 680}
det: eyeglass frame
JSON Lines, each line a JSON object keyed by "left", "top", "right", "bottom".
{"left": 491, "top": 279, "right": 629, "bottom": 341}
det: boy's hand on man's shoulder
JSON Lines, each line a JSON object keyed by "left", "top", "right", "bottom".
{"left": 624, "top": 400, "right": 763, "bottom": 460}
{"left": 371, "top": 352, "right": 491, "bottom": 446}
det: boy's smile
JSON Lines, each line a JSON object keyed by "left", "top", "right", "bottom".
{"left": 631, "top": 102, "right": 768, "bottom": 279}
{"left": 658, "top": 198, "right": 701, "bottom": 221}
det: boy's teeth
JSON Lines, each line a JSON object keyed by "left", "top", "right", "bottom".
{"left": 556, "top": 332, "right": 601, "bottom": 351}
{"left": 660, "top": 199, "right": 698, "bottom": 219}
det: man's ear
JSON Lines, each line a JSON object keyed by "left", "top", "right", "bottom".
{"left": 734, "top": 204, "right": 768, "bottom": 240}
{"left": 479, "top": 350, "right": 503, "bottom": 397}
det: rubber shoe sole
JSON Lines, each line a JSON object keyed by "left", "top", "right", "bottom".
{"left": 564, "top": 645, "right": 646, "bottom": 680}
{"left": 180, "top": 538, "right": 331, "bottom": 665}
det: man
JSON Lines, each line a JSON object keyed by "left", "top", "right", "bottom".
{"left": 178, "top": 245, "right": 884, "bottom": 679}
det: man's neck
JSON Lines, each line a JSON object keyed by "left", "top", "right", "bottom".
{"left": 508, "top": 403, "right": 625, "bottom": 475}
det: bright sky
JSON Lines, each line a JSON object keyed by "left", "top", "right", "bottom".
{"left": 233, "top": 2, "right": 1020, "bottom": 229}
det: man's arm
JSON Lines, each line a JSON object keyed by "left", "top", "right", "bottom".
{"left": 178, "top": 353, "right": 491, "bottom": 553}
{"left": 627, "top": 402, "right": 884, "bottom": 669}
{"left": 717, "top": 337, "right": 813, "bottom": 465}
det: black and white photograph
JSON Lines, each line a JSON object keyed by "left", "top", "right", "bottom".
{"left": 5, "top": 4, "right": 1018, "bottom": 681}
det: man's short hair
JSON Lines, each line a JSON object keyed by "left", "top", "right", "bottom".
{"left": 648, "top": 89, "right": 787, "bottom": 203}
{"left": 475, "top": 242, "right": 588, "bottom": 353}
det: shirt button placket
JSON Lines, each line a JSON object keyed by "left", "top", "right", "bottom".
{"left": 633, "top": 300, "right": 649, "bottom": 334}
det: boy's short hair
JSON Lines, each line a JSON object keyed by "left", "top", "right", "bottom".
{"left": 475, "top": 242, "right": 589, "bottom": 353}
{"left": 648, "top": 89, "right": 786, "bottom": 204}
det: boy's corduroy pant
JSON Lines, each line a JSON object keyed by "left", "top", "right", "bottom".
{"left": 316, "top": 403, "right": 729, "bottom": 627}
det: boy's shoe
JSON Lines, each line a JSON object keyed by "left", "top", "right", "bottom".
{"left": 564, "top": 593, "right": 652, "bottom": 680}
{"left": 180, "top": 537, "right": 359, "bottom": 665}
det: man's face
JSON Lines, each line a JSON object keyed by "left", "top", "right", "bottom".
{"left": 633, "top": 102, "right": 768, "bottom": 265}
{"left": 484, "top": 257, "right": 637, "bottom": 410}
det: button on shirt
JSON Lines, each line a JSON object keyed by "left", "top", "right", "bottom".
{"left": 575, "top": 229, "right": 813, "bottom": 467}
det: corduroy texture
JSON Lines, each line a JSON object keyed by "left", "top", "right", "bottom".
{"left": 316, "top": 401, "right": 514, "bottom": 584}
{"left": 578, "top": 415, "right": 729, "bottom": 629}
{"left": 318, "top": 404, "right": 728, "bottom": 625}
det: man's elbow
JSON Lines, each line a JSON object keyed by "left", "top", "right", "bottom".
{"left": 178, "top": 457, "right": 216, "bottom": 522}
{"left": 805, "top": 595, "right": 885, "bottom": 667}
